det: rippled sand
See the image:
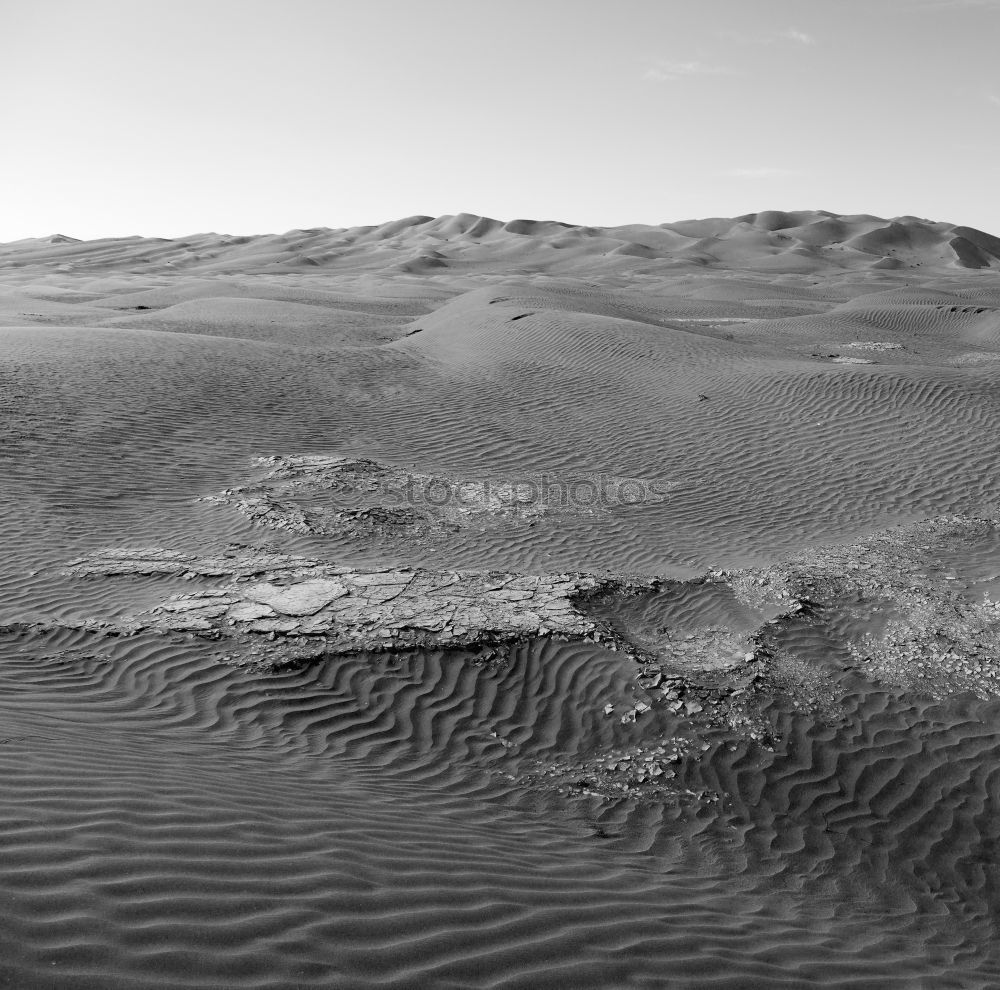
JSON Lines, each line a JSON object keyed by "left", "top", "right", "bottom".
{"left": 3, "top": 212, "right": 1000, "bottom": 988}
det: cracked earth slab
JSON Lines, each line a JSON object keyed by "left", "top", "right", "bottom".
{"left": 61, "top": 512, "right": 1000, "bottom": 706}
{"left": 201, "top": 454, "right": 676, "bottom": 544}
{"left": 64, "top": 546, "right": 628, "bottom": 652}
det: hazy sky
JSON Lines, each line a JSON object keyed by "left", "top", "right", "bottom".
{"left": 3, "top": 0, "right": 999, "bottom": 240}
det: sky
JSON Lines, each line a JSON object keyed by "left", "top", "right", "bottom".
{"left": 2, "top": 0, "right": 999, "bottom": 240}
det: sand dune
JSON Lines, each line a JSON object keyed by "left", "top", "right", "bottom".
{"left": 3, "top": 211, "right": 1000, "bottom": 987}
{"left": 4, "top": 210, "right": 1000, "bottom": 278}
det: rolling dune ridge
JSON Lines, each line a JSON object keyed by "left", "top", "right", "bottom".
{"left": 3, "top": 212, "right": 1000, "bottom": 987}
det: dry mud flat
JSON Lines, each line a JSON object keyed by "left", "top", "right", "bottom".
{"left": 4, "top": 212, "right": 1000, "bottom": 988}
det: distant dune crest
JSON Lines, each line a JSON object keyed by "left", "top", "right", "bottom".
{"left": 3, "top": 210, "right": 999, "bottom": 275}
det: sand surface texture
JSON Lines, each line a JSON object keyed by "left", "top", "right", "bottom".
{"left": 3, "top": 211, "right": 1000, "bottom": 988}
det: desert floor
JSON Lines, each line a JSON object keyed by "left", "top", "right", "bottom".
{"left": 3, "top": 211, "right": 1000, "bottom": 988}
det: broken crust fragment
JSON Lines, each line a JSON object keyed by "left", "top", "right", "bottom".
{"left": 242, "top": 578, "right": 349, "bottom": 616}
{"left": 204, "top": 454, "right": 673, "bottom": 546}
{"left": 57, "top": 547, "right": 652, "bottom": 661}
{"left": 112, "top": 561, "right": 621, "bottom": 656}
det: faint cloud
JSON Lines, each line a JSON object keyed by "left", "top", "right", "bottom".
{"left": 989, "top": 94, "right": 1000, "bottom": 106}
{"left": 643, "top": 59, "right": 733, "bottom": 82}
{"left": 721, "top": 26, "right": 816, "bottom": 46}
{"left": 780, "top": 27, "right": 816, "bottom": 45}
{"left": 721, "top": 167, "right": 800, "bottom": 179}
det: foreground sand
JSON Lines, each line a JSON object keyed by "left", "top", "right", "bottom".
{"left": 2, "top": 211, "right": 1000, "bottom": 988}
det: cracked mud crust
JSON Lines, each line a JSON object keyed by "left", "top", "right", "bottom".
{"left": 61, "top": 513, "right": 1000, "bottom": 702}
{"left": 65, "top": 546, "right": 626, "bottom": 652}
{"left": 200, "top": 454, "right": 676, "bottom": 545}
